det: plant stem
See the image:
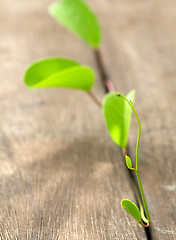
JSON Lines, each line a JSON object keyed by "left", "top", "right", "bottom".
{"left": 94, "top": 49, "right": 115, "bottom": 93}
{"left": 136, "top": 172, "right": 150, "bottom": 222}
{"left": 87, "top": 91, "right": 102, "bottom": 108}
{"left": 117, "top": 94, "right": 140, "bottom": 169}
{"left": 126, "top": 99, "right": 141, "bottom": 171}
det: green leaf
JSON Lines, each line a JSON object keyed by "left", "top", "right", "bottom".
{"left": 102, "top": 90, "right": 135, "bottom": 147}
{"left": 24, "top": 58, "right": 94, "bottom": 91}
{"left": 49, "top": 0, "right": 102, "bottom": 48}
{"left": 125, "top": 155, "right": 132, "bottom": 170}
{"left": 121, "top": 199, "right": 141, "bottom": 223}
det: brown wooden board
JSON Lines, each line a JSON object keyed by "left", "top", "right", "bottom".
{"left": 0, "top": 0, "right": 176, "bottom": 239}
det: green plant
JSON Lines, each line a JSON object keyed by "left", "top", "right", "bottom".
{"left": 117, "top": 94, "right": 150, "bottom": 227}
{"left": 24, "top": 0, "right": 151, "bottom": 228}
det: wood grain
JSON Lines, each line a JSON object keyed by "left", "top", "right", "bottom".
{"left": 0, "top": 0, "right": 176, "bottom": 239}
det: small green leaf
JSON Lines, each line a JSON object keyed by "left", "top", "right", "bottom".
{"left": 102, "top": 90, "right": 135, "bottom": 147}
{"left": 125, "top": 155, "right": 132, "bottom": 170}
{"left": 24, "top": 58, "right": 94, "bottom": 91}
{"left": 49, "top": 0, "right": 102, "bottom": 48}
{"left": 121, "top": 199, "right": 141, "bottom": 223}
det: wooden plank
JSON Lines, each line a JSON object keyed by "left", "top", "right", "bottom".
{"left": 0, "top": 0, "right": 144, "bottom": 239}
{"left": 0, "top": 0, "right": 176, "bottom": 239}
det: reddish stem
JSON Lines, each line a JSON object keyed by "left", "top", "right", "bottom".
{"left": 87, "top": 91, "right": 102, "bottom": 108}
{"left": 94, "top": 49, "right": 115, "bottom": 93}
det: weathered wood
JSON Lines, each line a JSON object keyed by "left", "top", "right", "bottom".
{"left": 0, "top": 0, "right": 176, "bottom": 239}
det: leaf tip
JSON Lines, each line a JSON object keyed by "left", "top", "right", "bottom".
{"left": 48, "top": 2, "right": 57, "bottom": 17}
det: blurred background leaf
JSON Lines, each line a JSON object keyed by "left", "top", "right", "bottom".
{"left": 49, "top": 0, "right": 102, "bottom": 48}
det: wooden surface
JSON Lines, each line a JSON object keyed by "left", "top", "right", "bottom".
{"left": 0, "top": 0, "right": 176, "bottom": 239}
